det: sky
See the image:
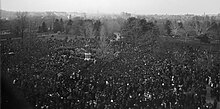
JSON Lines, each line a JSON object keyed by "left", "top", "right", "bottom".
{"left": 1, "top": 0, "right": 220, "bottom": 15}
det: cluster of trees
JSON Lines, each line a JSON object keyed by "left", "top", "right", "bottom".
{"left": 65, "top": 18, "right": 123, "bottom": 38}
{"left": 163, "top": 20, "right": 185, "bottom": 37}
{"left": 0, "top": 19, "right": 11, "bottom": 31}
{"left": 13, "top": 12, "right": 28, "bottom": 39}
{"left": 65, "top": 18, "right": 101, "bottom": 38}
{"left": 164, "top": 20, "right": 172, "bottom": 36}
{"left": 163, "top": 16, "right": 220, "bottom": 40}
{"left": 38, "top": 22, "right": 48, "bottom": 33}
{"left": 2, "top": 11, "right": 220, "bottom": 44}
{"left": 121, "top": 17, "right": 159, "bottom": 45}
{"left": 53, "top": 19, "right": 64, "bottom": 33}
{"left": 1, "top": 12, "right": 36, "bottom": 38}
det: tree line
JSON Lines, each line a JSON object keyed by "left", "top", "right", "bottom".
{"left": 1, "top": 12, "right": 220, "bottom": 42}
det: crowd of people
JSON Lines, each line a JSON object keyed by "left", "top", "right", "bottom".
{"left": 1, "top": 37, "right": 220, "bottom": 109}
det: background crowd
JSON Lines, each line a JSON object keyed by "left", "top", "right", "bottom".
{"left": 1, "top": 34, "right": 220, "bottom": 109}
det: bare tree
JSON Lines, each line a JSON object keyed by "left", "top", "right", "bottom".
{"left": 171, "top": 21, "right": 187, "bottom": 37}
{"left": 99, "top": 24, "right": 108, "bottom": 53}
{"left": 83, "top": 20, "right": 94, "bottom": 38}
{"left": 16, "top": 12, "right": 28, "bottom": 39}
{"left": 97, "top": 24, "right": 113, "bottom": 60}
{"left": 164, "top": 20, "right": 172, "bottom": 36}
{"left": 188, "top": 20, "right": 212, "bottom": 36}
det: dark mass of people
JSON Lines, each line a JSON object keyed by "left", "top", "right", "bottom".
{"left": 1, "top": 37, "right": 220, "bottom": 109}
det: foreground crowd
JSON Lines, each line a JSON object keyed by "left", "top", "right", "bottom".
{"left": 1, "top": 38, "right": 220, "bottom": 109}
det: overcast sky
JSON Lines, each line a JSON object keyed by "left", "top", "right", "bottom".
{"left": 1, "top": 0, "right": 220, "bottom": 15}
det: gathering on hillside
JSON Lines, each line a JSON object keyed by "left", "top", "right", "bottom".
{"left": 1, "top": 13, "right": 220, "bottom": 109}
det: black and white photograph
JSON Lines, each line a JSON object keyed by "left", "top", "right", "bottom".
{"left": 1, "top": 0, "right": 220, "bottom": 109}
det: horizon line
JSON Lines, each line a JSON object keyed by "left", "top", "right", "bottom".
{"left": 1, "top": 8, "right": 220, "bottom": 16}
